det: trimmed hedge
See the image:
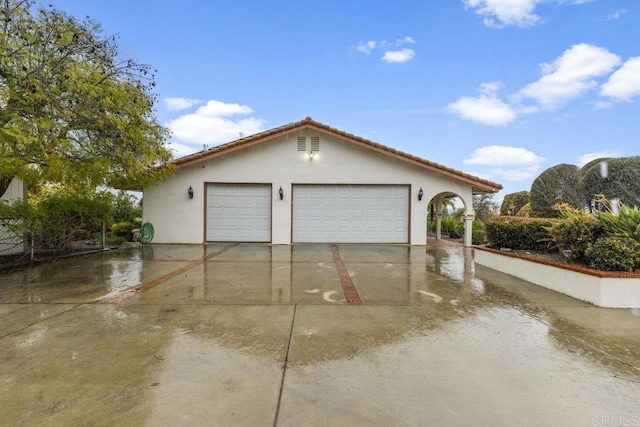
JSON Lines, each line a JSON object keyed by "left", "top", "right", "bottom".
{"left": 530, "top": 163, "right": 582, "bottom": 217}
{"left": 516, "top": 202, "right": 531, "bottom": 217}
{"left": 547, "top": 215, "right": 605, "bottom": 262}
{"left": 500, "top": 191, "right": 530, "bottom": 216}
{"left": 485, "top": 216, "right": 558, "bottom": 251}
{"left": 585, "top": 236, "right": 640, "bottom": 272}
{"left": 581, "top": 157, "right": 640, "bottom": 208}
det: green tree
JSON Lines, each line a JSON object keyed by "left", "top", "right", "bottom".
{"left": 0, "top": 0, "right": 174, "bottom": 190}
{"left": 112, "top": 191, "right": 141, "bottom": 225}
{"left": 473, "top": 193, "right": 499, "bottom": 222}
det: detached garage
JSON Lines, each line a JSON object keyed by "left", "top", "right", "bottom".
{"left": 143, "top": 117, "right": 501, "bottom": 246}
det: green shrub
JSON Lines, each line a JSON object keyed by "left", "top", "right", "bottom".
{"left": 585, "top": 236, "right": 640, "bottom": 272}
{"left": 516, "top": 202, "right": 531, "bottom": 217}
{"left": 472, "top": 221, "right": 486, "bottom": 245}
{"left": 547, "top": 215, "right": 605, "bottom": 261}
{"left": 581, "top": 157, "right": 640, "bottom": 208}
{"left": 105, "top": 235, "right": 125, "bottom": 245}
{"left": 595, "top": 201, "right": 640, "bottom": 243}
{"left": 500, "top": 191, "right": 530, "bottom": 216}
{"left": 441, "top": 217, "right": 461, "bottom": 234}
{"left": 111, "top": 221, "right": 132, "bottom": 236}
{"left": 530, "top": 164, "right": 582, "bottom": 217}
{"left": 485, "top": 216, "right": 559, "bottom": 251}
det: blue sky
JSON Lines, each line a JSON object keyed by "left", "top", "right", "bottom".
{"left": 49, "top": 0, "right": 639, "bottom": 198}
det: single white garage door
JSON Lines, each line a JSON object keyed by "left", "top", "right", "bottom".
{"left": 206, "top": 184, "right": 271, "bottom": 242}
{"left": 293, "top": 185, "right": 409, "bottom": 243}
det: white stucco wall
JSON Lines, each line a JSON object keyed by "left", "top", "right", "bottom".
{"left": 143, "top": 132, "right": 474, "bottom": 245}
{"left": 1, "top": 177, "right": 27, "bottom": 255}
{"left": 474, "top": 248, "right": 640, "bottom": 308}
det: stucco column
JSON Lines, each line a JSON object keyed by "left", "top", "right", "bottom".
{"left": 463, "top": 213, "right": 474, "bottom": 247}
{"left": 435, "top": 213, "right": 443, "bottom": 240}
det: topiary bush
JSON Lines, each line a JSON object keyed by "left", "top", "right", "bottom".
{"left": 585, "top": 236, "right": 640, "bottom": 272}
{"left": 547, "top": 215, "right": 605, "bottom": 262}
{"left": 516, "top": 202, "right": 531, "bottom": 217}
{"left": 485, "top": 216, "right": 559, "bottom": 251}
{"left": 530, "top": 164, "right": 582, "bottom": 217}
{"left": 580, "top": 157, "right": 640, "bottom": 208}
{"left": 500, "top": 191, "right": 530, "bottom": 216}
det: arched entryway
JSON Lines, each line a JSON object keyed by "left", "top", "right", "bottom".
{"left": 427, "top": 192, "right": 474, "bottom": 246}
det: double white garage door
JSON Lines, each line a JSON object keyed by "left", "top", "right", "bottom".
{"left": 206, "top": 184, "right": 409, "bottom": 243}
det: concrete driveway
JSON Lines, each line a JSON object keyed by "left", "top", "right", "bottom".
{"left": 1, "top": 242, "right": 639, "bottom": 426}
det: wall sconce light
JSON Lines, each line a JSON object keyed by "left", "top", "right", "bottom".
{"left": 309, "top": 151, "right": 316, "bottom": 160}
{"left": 188, "top": 185, "right": 194, "bottom": 199}
{"left": 418, "top": 187, "right": 423, "bottom": 201}
{"left": 279, "top": 186, "right": 284, "bottom": 200}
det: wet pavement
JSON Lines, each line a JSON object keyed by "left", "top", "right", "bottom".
{"left": 1, "top": 242, "right": 639, "bottom": 426}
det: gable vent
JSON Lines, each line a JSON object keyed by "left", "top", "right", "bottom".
{"left": 310, "top": 136, "right": 320, "bottom": 152}
{"left": 297, "top": 136, "right": 306, "bottom": 151}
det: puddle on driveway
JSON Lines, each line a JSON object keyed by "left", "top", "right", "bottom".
{"left": 1, "top": 242, "right": 639, "bottom": 425}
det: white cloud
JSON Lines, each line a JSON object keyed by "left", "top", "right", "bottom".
{"left": 167, "top": 100, "right": 266, "bottom": 146}
{"left": 355, "top": 37, "right": 416, "bottom": 62}
{"left": 462, "top": 0, "right": 543, "bottom": 28}
{"left": 515, "top": 43, "right": 621, "bottom": 108}
{"left": 196, "top": 100, "right": 254, "bottom": 117}
{"left": 464, "top": 145, "right": 546, "bottom": 166}
{"left": 463, "top": 0, "right": 598, "bottom": 28}
{"left": 600, "top": 57, "right": 640, "bottom": 101}
{"left": 607, "top": 9, "right": 626, "bottom": 20}
{"left": 487, "top": 165, "right": 543, "bottom": 181}
{"left": 464, "top": 145, "right": 546, "bottom": 181}
{"left": 382, "top": 48, "right": 415, "bottom": 63}
{"left": 479, "top": 81, "right": 504, "bottom": 95}
{"left": 164, "top": 97, "right": 202, "bottom": 111}
{"left": 397, "top": 36, "right": 415, "bottom": 45}
{"left": 168, "top": 142, "right": 199, "bottom": 158}
{"left": 356, "top": 41, "right": 376, "bottom": 54}
{"left": 447, "top": 95, "right": 516, "bottom": 126}
{"left": 577, "top": 151, "right": 622, "bottom": 167}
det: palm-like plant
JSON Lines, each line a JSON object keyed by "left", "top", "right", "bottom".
{"left": 594, "top": 197, "right": 640, "bottom": 243}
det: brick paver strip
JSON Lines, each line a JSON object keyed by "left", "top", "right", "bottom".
{"left": 330, "top": 244, "right": 362, "bottom": 305}
{"left": 103, "top": 243, "right": 239, "bottom": 304}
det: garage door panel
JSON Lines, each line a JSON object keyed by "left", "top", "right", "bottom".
{"left": 207, "top": 184, "right": 271, "bottom": 242}
{"left": 293, "top": 185, "right": 408, "bottom": 243}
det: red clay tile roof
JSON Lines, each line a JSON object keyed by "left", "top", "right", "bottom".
{"left": 173, "top": 117, "right": 503, "bottom": 193}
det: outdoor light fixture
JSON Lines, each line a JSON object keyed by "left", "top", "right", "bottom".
{"left": 418, "top": 188, "right": 423, "bottom": 201}
{"left": 309, "top": 151, "right": 316, "bottom": 160}
{"left": 188, "top": 185, "right": 194, "bottom": 199}
{"left": 279, "top": 186, "right": 284, "bottom": 200}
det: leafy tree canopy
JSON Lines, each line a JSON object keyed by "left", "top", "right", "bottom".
{"left": 473, "top": 193, "right": 499, "bottom": 222}
{"left": 0, "top": 0, "right": 174, "bottom": 190}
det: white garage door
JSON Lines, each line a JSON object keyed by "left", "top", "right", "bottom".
{"left": 293, "top": 185, "right": 409, "bottom": 243}
{"left": 206, "top": 184, "right": 271, "bottom": 242}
